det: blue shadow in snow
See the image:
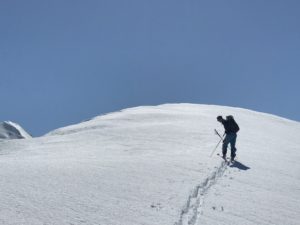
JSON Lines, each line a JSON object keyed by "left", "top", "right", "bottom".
{"left": 230, "top": 161, "right": 250, "bottom": 170}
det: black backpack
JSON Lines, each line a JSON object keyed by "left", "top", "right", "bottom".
{"left": 227, "top": 116, "right": 240, "bottom": 133}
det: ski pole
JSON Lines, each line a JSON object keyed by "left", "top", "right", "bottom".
{"left": 210, "top": 129, "right": 224, "bottom": 157}
{"left": 210, "top": 138, "right": 222, "bottom": 157}
{"left": 214, "top": 129, "right": 224, "bottom": 141}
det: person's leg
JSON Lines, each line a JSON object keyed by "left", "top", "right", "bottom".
{"left": 230, "top": 134, "right": 237, "bottom": 160}
{"left": 222, "top": 135, "right": 230, "bottom": 157}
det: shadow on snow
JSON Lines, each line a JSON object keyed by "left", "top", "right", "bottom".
{"left": 230, "top": 161, "right": 250, "bottom": 170}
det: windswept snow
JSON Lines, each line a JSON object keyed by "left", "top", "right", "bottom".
{"left": 0, "top": 121, "right": 31, "bottom": 139}
{"left": 0, "top": 104, "right": 299, "bottom": 225}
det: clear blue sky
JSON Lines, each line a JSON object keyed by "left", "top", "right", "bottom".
{"left": 1, "top": 0, "right": 299, "bottom": 136}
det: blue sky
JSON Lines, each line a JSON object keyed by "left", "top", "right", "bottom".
{"left": 1, "top": 0, "right": 299, "bottom": 136}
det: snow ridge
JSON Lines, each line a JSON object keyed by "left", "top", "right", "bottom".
{"left": 0, "top": 121, "right": 31, "bottom": 139}
{"left": 175, "top": 161, "right": 228, "bottom": 225}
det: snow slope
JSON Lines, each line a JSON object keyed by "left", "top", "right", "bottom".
{"left": 0, "top": 104, "right": 299, "bottom": 225}
{"left": 0, "top": 121, "right": 32, "bottom": 139}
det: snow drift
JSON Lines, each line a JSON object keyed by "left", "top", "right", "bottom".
{"left": 0, "top": 104, "right": 299, "bottom": 225}
{"left": 0, "top": 121, "right": 31, "bottom": 139}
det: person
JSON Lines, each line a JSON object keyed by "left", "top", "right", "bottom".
{"left": 217, "top": 115, "right": 240, "bottom": 161}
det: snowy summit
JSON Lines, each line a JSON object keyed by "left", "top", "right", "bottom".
{"left": 0, "top": 104, "right": 299, "bottom": 225}
{"left": 0, "top": 121, "right": 31, "bottom": 140}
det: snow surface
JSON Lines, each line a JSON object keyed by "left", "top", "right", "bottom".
{"left": 0, "top": 121, "right": 32, "bottom": 140}
{"left": 0, "top": 104, "right": 299, "bottom": 225}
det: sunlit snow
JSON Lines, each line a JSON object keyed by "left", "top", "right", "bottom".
{"left": 0, "top": 104, "right": 299, "bottom": 225}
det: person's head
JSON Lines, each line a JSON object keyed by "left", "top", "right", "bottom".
{"left": 217, "top": 115, "right": 223, "bottom": 122}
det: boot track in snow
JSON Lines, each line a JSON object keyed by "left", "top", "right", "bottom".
{"left": 175, "top": 160, "right": 228, "bottom": 225}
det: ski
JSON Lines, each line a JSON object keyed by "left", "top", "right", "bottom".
{"left": 217, "top": 153, "right": 229, "bottom": 161}
{"left": 217, "top": 153, "right": 235, "bottom": 165}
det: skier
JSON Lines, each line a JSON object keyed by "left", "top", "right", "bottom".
{"left": 217, "top": 115, "right": 240, "bottom": 161}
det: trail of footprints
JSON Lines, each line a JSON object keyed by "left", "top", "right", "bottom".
{"left": 175, "top": 161, "right": 229, "bottom": 225}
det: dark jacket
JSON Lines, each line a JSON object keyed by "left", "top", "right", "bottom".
{"left": 220, "top": 118, "right": 239, "bottom": 134}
